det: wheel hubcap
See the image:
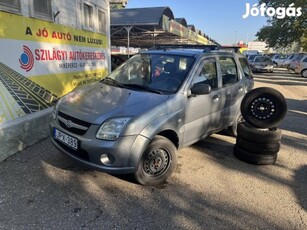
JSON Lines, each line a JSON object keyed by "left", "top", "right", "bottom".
{"left": 250, "top": 97, "right": 275, "bottom": 120}
{"left": 143, "top": 149, "right": 169, "bottom": 175}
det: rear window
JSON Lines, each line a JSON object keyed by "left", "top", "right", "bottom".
{"left": 239, "top": 58, "right": 253, "bottom": 79}
{"left": 219, "top": 57, "right": 239, "bottom": 86}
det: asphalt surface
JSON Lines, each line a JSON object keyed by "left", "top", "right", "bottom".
{"left": 1, "top": 69, "right": 307, "bottom": 229}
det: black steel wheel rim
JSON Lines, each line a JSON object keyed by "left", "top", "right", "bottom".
{"left": 143, "top": 149, "right": 170, "bottom": 176}
{"left": 250, "top": 97, "right": 276, "bottom": 120}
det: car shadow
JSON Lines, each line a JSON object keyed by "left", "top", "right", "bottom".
{"left": 294, "top": 165, "right": 307, "bottom": 211}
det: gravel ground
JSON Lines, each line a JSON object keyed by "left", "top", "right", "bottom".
{"left": 0, "top": 69, "right": 306, "bottom": 229}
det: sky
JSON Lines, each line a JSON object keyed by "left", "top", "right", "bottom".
{"left": 125, "top": 0, "right": 268, "bottom": 45}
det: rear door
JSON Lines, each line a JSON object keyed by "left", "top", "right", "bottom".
{"left": 217, "top": 56, "right": 245, "bottom": 129}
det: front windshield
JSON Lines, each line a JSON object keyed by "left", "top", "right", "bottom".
{"left": 254, "top": 57, "right": 272, "bottom": 63}
{"left": 104, "top": 53, "right": 194, "bottom": 94}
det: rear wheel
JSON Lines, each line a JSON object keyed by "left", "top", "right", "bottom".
{"left": 134, "top": 135, "right": 177, "bottom": 186}
{"left": 301, "top": 69, "right": 307, "bottom": 78}
{"left": 226, "top": 111, "right": 243, "bottom": 137}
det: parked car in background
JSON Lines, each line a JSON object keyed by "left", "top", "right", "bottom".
{"left": 294, "top": 54, "right": 307, "bottom": 77}
{"left": 282, "top": 54, "right": 296, "bottom": 68}
{"left": 247, "top": 54, "right": 262, "bottom": 64}
{"left": 288, "top": 53, "right": 306, "bottom": 71}
{"left": 272, "top": 54, "right": 288, "bottom": 67}
{"left": 249, "top": 56, "right": 274, "bottom": 73}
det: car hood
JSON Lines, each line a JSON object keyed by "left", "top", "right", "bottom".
{"left": 58, "top": 82, "right": 169, "bottom": 124}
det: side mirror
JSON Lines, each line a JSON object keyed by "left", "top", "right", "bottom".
{"left": 190, "top": 83, "right": 211, "bottom": 96}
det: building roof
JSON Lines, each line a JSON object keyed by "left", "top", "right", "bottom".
{"left": 175, "top": 18, "right": 187, "bottom": 27}
{"left": 111, "top": 7, "right": 174, "bottom": 26}
{"left": 110, "top": 7, "right": 218, "bottom": 49}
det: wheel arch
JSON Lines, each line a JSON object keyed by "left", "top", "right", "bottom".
{"left": 156, "top": 129, "right": 179, "bottom": 149}
{"left": 301, "top": 68, "right": 307, "bottom": 77}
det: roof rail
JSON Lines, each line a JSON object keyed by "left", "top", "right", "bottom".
{"left": 149, "top": 44, "right": 242, "bottom": 53}
{"left": 149, "top": 44, "right": 219, "bottom": 52}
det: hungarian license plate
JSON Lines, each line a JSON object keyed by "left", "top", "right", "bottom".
{"left": 53, "top": 128, "right": 78, "bottom": 150}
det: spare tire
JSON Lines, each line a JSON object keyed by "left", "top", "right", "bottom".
{"left": 236, "top": 137, "right": 281, "bottom": 155}
{"left": 241, "top": 87, "right": 287, "bottom": 128}
{"left": 237, "top": 122, "right": 282, "bottom": 143}
{"left": 233, "top": 145, "right": 277, "bottom": 165}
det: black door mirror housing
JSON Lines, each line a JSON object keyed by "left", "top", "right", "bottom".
{"left": 190, "top": 83, "right": 211, "bottom": 96}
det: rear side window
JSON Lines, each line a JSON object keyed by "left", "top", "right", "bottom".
{"left": 239, "top": 58, "right": 253, "bottom": 79}
{"left": 219, "top": 57, "right": 239, "bottom": 86}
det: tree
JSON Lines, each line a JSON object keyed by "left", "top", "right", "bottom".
{"left": 256, "top": 0, "right": 307, "bottom": 51}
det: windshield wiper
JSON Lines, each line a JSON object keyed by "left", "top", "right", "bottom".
{"left": 122, "top": 84, "right": 164, "bottom": 95}
{"left": 102, "top": 77, "right": 123, "bottom": 88}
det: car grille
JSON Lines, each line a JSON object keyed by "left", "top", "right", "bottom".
{"left": 57, "top": 111, "right": 91, "bottom": 135}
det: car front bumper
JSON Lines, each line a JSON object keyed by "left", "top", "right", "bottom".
{"left": 50, "top": 119, "right": 150, "bottom": 174}
{"left": 252, "top": 65, "right": 274, "bottom": 72}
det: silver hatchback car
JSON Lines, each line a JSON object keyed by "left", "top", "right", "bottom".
{"left": 50, "top": 46, "right": 254, "bottom": 185}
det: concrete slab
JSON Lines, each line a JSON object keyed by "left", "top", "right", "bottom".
{"left": 0, "top": 108, "right": 53, "bottom": 162}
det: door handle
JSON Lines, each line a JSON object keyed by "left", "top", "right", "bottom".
{"left": 212, "top": 95, "right": 219, "bottom": 102}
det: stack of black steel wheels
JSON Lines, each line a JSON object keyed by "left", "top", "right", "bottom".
{"left": 234, "top": 87, "right": 287, "bottom": 165}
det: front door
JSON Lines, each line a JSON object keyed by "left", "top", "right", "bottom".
{"left": 183, "top": 57, "right": 223, "bottom": 145}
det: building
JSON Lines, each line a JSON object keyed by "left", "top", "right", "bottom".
{"left": 0, "top": 0, "right": 111, "bottom": 161}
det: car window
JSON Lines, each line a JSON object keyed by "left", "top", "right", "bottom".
{"left": 302, "top": 57, "right": 307, "bottom": 62}
{"left": 239, "top": 58, "right": 253, "bottom": 79}
{"left": 219, "top": 57, "right": 239, "bottom": 86}
{"left": 294, "top": 54, "right": 304, "bottom": 61}
{"left": 193, "top": 58, "right": 218, "bottom": 89}
{"left": 254, "top": 56, "right": 272, "bottom": 62}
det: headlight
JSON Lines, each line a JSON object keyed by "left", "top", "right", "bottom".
{"left": 96, "top": 117, "right": 131, "bottom": 140}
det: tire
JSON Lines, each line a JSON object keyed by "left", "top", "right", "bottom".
{"left": 233, "top": 145, "right": 277, "bottom": 165}
{"left": 134, "top": 135, "right": 177, "bottom": 186}
{"left": 241, "top": 87, "right": 287, "bottom": 128}
{"left": 301, "top": 69, "right": 307, "bottom": 78}
{"left": 237, "top": 122, "right": 282, "bottom": 143}
{"left": 236, "top": 136, "right": 281, "bottom": 154}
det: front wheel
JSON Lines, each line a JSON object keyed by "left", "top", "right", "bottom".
{"left": 134, "top": 135, "right": 177, "bottom": 186}
{"left": 301, "top": 69, "right": 307, "bottom": 78}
